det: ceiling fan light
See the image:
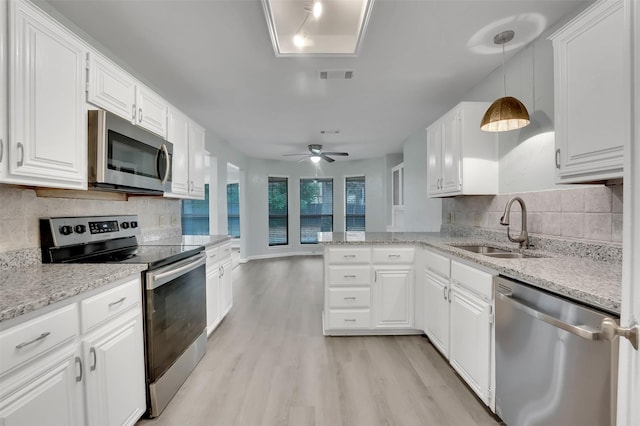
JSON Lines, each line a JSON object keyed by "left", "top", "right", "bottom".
{"left": 310, "top": 155, "right": 322, "bottom": 163}
{"left": 313, "top": 1, "right": 322, "bottom": 18}
{"left": 480, "top": 96, "right": 531, "bottom": 132}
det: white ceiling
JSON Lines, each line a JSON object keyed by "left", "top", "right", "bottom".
{"left": 44, "top": 0, "right": 589, "bottom": 162}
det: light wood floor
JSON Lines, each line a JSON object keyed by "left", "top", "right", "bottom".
{"left": 138, "top": 256, "right": 501, "bottom": 426}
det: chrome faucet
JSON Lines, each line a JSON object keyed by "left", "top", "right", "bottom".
{"left": 500, "top": 197, "right": 529, "bottom": 249}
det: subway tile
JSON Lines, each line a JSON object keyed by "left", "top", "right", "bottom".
{"left": 612, "top": 214, "right": 623, "bottom": 243}
{"left": 528, "top": 213, "right": 542, "bottom": 234}
{"left": 584, "top": 213, "right": 612, "bottom": 241}
{"left": 540, "top": 212, "right": 562, "bottom": 236}
{"left": 561, "top": 188, "right": 585, "bottom": 212}
{"left": 561, "top": 213, "right": 584, "bottom": 239}
{"left": 532, "top": 190, "right": 562, "bottom": 213}
{"left": 584, "top": 186, "right": 612, "bottom": 213}
{"left": 612, "top": 185, "right": 623, "bottom": 214}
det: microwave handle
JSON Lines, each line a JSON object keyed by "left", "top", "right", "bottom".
{"left": 155, "top": 144, "right": 170, "bottom": 184}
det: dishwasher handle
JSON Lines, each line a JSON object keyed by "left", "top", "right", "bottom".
{"left": 497, "top": 292, "right": 601, "bottom": 341}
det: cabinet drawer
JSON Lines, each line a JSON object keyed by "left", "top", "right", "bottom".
{"left": 328, "top": 288, "right": 370, "bottom": 308}
{"left": 206, "top": 246, "right": 220, "bottom": 267}
{"left": 451, "top": 261, "right": 493, "bottom": 299}
{"left": 327, "top": 266, "right": 370, "bottom": 286}
{"left": 219, "top": 243, "right": 232, "bottom": 260}
{"left": 372, "top": 247, "right": 415, "bottom": 263}
{"left": 425, "top": 249, "right": 450, "bottom": 279}
{"left": 0, "top": 304, "right": 78, "bottom": 375}
{"left": 80, "top": 277, "right": 141, "bottom": 333}
{"left": 327, "top": 310, "right": 370, "bottom": 329}
{"left": 326, "top": 247, "right": 371, "bottom": 264}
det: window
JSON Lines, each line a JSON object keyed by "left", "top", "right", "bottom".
{"left": 345, "top": 176, "right": 365, "bottom": 231}
{"left": 182, "top": 184, "right": 210, "bottom": 235}
{"left": 227, "top": 183, "right": 240, "bottom": 238}
{"left": 300, "top": 178, "right": 333, "bottom": 244}
{"left": 268, "top": 177, "right": 288, "bottom": 246}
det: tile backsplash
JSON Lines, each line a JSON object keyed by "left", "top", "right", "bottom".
{"left": 442, "top": 184, "right": 623, "bottom": 244}
{"left": 0, "top": 185, "right": 182, "bottom": 252}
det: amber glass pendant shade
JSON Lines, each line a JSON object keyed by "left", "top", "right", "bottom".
{"left": 480, "top": 96, "right": 531, "bottom": 132}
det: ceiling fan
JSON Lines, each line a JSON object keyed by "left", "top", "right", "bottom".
{"left": 283, "top": 144, "right": 349, "bottom": 163}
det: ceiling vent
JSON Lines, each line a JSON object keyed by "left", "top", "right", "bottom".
{"left": 319, "top": 70, "right": 354, "bottom": 80}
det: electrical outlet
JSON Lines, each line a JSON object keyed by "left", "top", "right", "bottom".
{"left": 448, "top": 212, "right": 455, "bottom": 224}
{"left": 158, "top": 214, "right": 166, "bottom": 227}
{"left": 170, "top": 214, "right": 178, "bottom": 226}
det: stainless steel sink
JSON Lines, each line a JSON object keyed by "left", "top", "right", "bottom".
{"left": 455, "top": 245, "right": 511, "bottom": 254}
{"left": 483, "top": 252, "right": 537, "bottom": 259}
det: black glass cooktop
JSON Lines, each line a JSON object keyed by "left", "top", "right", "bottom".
{"left": 75, "top": 244, "right": 205, "bottom": 269}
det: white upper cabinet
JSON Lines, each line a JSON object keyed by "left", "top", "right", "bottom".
{"left": 86, "top": 51, "right": 136, "bottom": 122}
{"left": 0, "top": 0, "right": 7, "bottom": 181}
{"left": 426, "top": 102, "right": 498, "bottom": 198}
{"left": 5, "top": 0, "right": 87, "bottom": 189}
{"left": 166, "top": 105, "right": 205, "bottom": 199}
{"left": 135, "top": 85, "right": 168, "bottom": 138}
{"left": 550, "top": 0, "right": 626, "bottom": 183}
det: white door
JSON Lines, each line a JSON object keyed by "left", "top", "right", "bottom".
{"left": 424, "top": 269, "right": 449, "bottom": 358}
{"left": 206, "top": 264, "right": 221, "bottom": 335}
{"left": 617, "top": 2, "right": 640, "bottom": 424}
{"left": 426, "top": 123, "right": 442, "bottom": 196}
{"left": 86, "top": 52, "right": 136, "bottom": 122}
{"left": 0, "top": 0, "right": 7, "bottom": 181}
{"left": 220, "top": 258, "right": 233, "bottom": 317}
{"left": 135, "top": 85, "right": 167, "bottom": 137}
{"left": 8, "top": 0, "right": 87, "bottom": 189}
{"left": 167, "top": 107, "right": 190, "bottom": 196}
{"left": 83, "top": 311, "right": 146, "bottom": 426}
{"left": 373, "top": 268, "right": 413, "bottom": 328}
{"left": 441, "top": 108, "right": 462, "bottom": 194}
{"left": 0, "top": 348, "right": 83, "bottom": 426}
{"left": 188, "top": 121, "right": 206, "bottom": 198}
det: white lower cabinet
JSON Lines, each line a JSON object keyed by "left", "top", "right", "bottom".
{"left": 206, "top": 242, "right": 233, "bottom": 336}
{"left": 373, "top": 267, "right": 414, "bottom": 329}
{"left": 424, "top": 268, "right": 450, "bottom": 358}
{"left": 0, "top": 275, "right": 147, "bottom": 426}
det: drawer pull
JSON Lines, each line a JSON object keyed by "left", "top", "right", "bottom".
{"left": 75, "top": 356, "right": 83, "bottom": 382}
{"left": 343, "top": 274, "right": 357, "bottom": 278}
{"left": 108, "top": 297, "right": 127, "bottom": 308}
{"left": 90, "top": 347, "right": 97, "bottom": 371}
{"left": 343, "top": 319, "right": 357, "bottom": 322}
{"left": 388, "top": 254, "right": 401, "bottom": 258}
{"left": 15, "top": 332, "right": 50, "bottom": 349}
{"left": 344, "top": 297, "right": 357, "bottom": 301}
{"left": 343, "top": 254, "right": 357, "bottom": 258}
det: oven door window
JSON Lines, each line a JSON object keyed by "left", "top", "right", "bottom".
{"left": 108, "top": 129, "right": 168, "bottom": 180}
{"left": 145, "top": 264, "right": 206, "bottom": 381}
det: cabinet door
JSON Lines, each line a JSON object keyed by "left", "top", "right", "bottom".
{"left": 8, "top": 0, "right": 87, "bottom": 189}
{"left": 135, "top": 85, "right": 167, "bottom": 138}
{"left": 220, "top": 259, "right": 233, "bottom": 317}
{"left": 441, "top": 109, "right": 462, "bottom": 194}
{"left": 0, "top": 347, "right": 83, "bottom": 426}
{"left": 0, "top": 0, "right": 7, "bottom": 181}
{"left": 424, "top": 270, "right": 449, "bottom": 358}
{"left": 552, "top": 0, "right": 625, "bottom": 182}
{"left": 449, "top": 286, "right": 491, "bottom": 405}
{"left": 206, "top": 265, "right": 221, "bottom": 335}
{"left": 373, "top": 268, "right": 413, "bottom": 328}
{"left": 426, "top": 123, "right": 442, "bottom": 196}
{"left": 167, "top": 107, "right": 190, "bottom": 196}
{"left": 82, "top": 310, "right": 146, "bottom": 426}
{"left": 188, "top": 121, "right": 206, "bottom": 199}
{"left": 87, "top": 52, "right": 136, "bottom": 122}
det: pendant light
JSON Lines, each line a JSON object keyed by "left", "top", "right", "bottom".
{"left": 480, "top": 30, "right": 530, "bottom": 132}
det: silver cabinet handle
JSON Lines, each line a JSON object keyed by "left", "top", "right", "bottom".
{"left": 343, "top": 319, "right": 356, "bottom": 323}
{"left": 344, "top": 297, "right": 357, "bottom": 301}
{"left": 75, "top": 356, "right": 83, "bottom": 382}
{"left": 132, "top": 104, "right": 136, "bottom": 121}
{"left": 443, "top": 286, "right": 447, "bottom": 301}
{"left": 555, "top": 148, "right": 561, "bottom": 169}
{"left": 90, "top": 347, "right": 97, "bottom": 371}
{"left": 219, "top": 265, "right": 223, "bottom": 278}
{"left": 138, "top": 108, "right": 143, "bottom": 123}
{"left": 497, "top": 292, "right": 600, "bottom": 340}
{"left": 108, "top": 297, "right": 126, "bottom": 308}
{"left": 343, "top": 254, "right": 356, "bottom": 258}
{"left": 160, "top": 144, "right": 170, "bottom": 184}
{"left": 601, "top": 317, "right": 638, "bottom": 350}
{"left": 448, "top": 287, "right": 451, "bottom": 303}
{"left": 388, "top": 254, "right": 401, "bottom": 259}
{"left": 16, "top": 332, "right": 50, "bottom": 349}
{"left": 343, "top": 274, "right": 356, "bottom": 278}
{"left": 0, "top": 138, "right": 3, "bottom": 163}
{"left": 17, "top": 142, "right": 24, "bottom": 167}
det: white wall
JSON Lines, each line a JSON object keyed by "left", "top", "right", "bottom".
{"left": 242, "top": 156, "right": 388, "bottom": 260}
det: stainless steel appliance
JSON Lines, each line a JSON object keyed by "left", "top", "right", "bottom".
{"left": 88, "top": 110, "right": 172, "bottom": 194}
{"left": 495, "top": 276, "right": 618, "bottom": 426}
{"left": 40, "top": 215, "right": 206, "bottom": 418}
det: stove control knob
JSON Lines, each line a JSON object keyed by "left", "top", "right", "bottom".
{"left": 121, "top": 222, "right": 130, "bottom": 229}
{"left": 74, "top": 225, "right": 86, "bottom": 234}
{"left": 130, "top": 221, "right": 138, "bottom": 229}
{"left": 59, "top": 225, "right": 73, "bottom": 236}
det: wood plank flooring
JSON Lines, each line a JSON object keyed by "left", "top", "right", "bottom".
{"left": 138, "top": 256, "right": 501, "bottom": 426}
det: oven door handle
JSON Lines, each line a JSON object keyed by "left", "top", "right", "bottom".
{"left": 146, "top": 253, "right": 206, "bottom": 290}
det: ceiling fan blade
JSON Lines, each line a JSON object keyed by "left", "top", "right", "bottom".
{"left": 321, "top": 152, "right": 349, "bottom": 156}
{"left": 282, "top": 153, "right": 310, "bottom": 157}
{"left": 320, "top": 154, "right": 335, "bottom": 163}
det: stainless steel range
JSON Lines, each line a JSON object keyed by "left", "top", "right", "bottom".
{"left": 40, "top": 215, "right": 207, "bottom": 418}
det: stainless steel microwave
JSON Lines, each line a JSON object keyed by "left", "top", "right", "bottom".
{"left": 88, "top": 110, "right": 173, "bottom": 194}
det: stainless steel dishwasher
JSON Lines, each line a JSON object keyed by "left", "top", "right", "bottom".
{"left": 495, "top": 276, "right": 618, "bottom": 426}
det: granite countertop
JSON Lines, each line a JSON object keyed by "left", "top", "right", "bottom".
{"left": 318, "top": 232, "right": 622, "bottom": 315}
{"left": 144, "top": 235, "right": 232, "bottom": 248}
{"left": 0, "top": 264, "right": 147, "bottom": 324}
